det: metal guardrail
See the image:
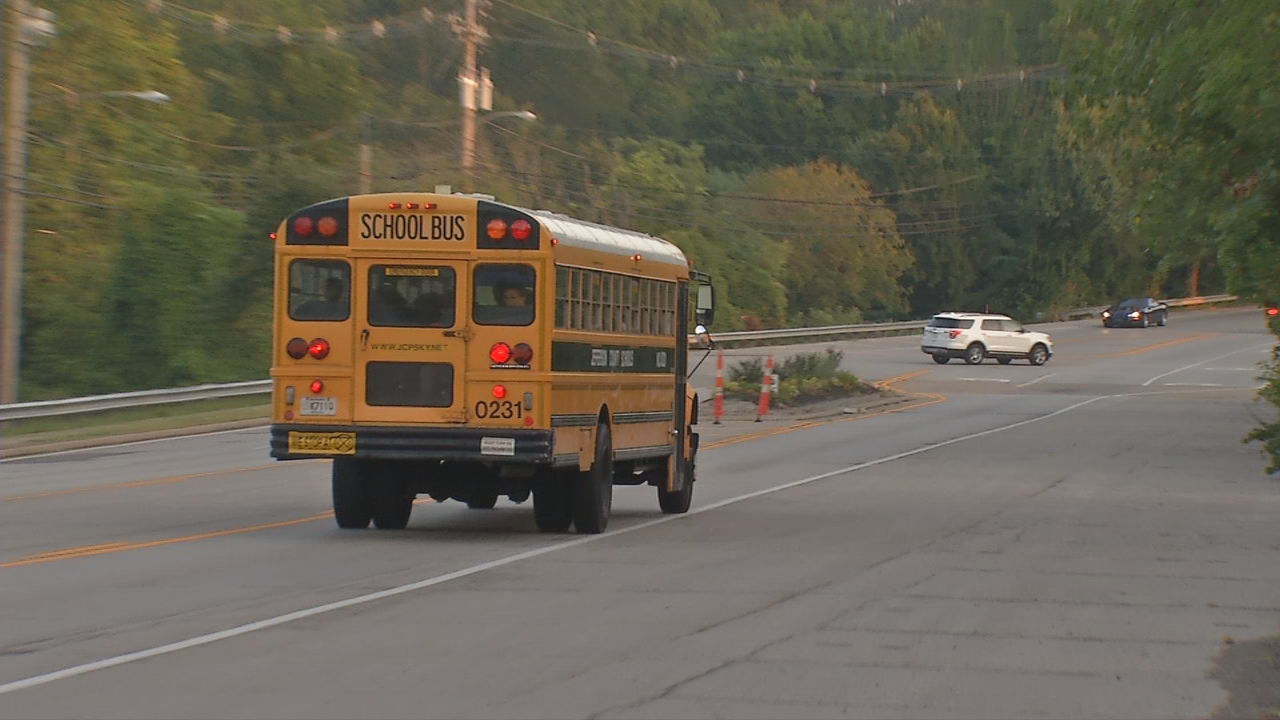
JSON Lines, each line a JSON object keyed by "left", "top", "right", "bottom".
{"left": 0, "top": 295, "right": 1240, "bottom": 422}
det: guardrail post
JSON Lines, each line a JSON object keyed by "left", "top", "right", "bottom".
{"left": 713, "top": 350, "right": 724, "bottom": 424}
{"left": 755, "top": 354, "right": 773, "bottom": 422}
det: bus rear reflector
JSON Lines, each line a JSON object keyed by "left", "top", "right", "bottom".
{"left": 286, "top": 337, "right": 308, "bottom": 359}
{"left": 308, "top": 338, "right": 331, "bottom": 359}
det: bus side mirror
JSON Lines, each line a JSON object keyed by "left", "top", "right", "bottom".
{"left": 695, "top": 284, "right": 715, "bottom": 326}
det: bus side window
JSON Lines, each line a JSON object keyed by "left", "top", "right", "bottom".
{"left": 555, "top": 266, "right": 568, "bottom": 329}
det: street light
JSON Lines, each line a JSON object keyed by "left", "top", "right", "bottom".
{"left": 461, "top": 109, "right": 537, "bottom": 189}
{"left": 1, "top": 2, "right": 169, "bottom": 403}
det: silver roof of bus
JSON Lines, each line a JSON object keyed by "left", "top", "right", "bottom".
{"left": 526, "top": 210, "right": 688, "bottom": 268}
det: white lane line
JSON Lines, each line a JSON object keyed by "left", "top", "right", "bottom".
{"left": 0, "top": 394, "right": 1114, "bottom": 697}
{"left": 1163, "top": 383, "right": 1224, "bottom": 387}
{"left": 1142, "top": 344, "right": 1274, "bottom": 387}
{"left": 0, "top": 426, "right": 267, "bottom": 464}
{"left": 957, "top": 377, "right": 1011, "bottom": 383}
{"left": 1204, "top": 367, "right": 1255, "bottom": 372}
{"left": 1017, "top": 373, "right": 1057, "bottom": 388}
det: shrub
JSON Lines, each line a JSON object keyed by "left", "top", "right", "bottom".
{"left": 728, "top": 357, "right": 764, "bottom": 384}
{"left": 777, "top": 348, "right": 843, "bottom": 380}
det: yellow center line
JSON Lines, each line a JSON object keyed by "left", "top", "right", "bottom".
{"left": 2, "top": 498, "right": 437, "bottom": 569}
{"left": 0, "top": 460, "right": 326, "bottom": 504}
{"left": 873, "top": 369, "right": 932, "bottom": 389}
{"left": 1101, "top": 332, "right": 1217, "bottom": 359}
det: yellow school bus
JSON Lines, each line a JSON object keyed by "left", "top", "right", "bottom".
{"left": 269, "top": 192, "right": 715, "bottom": 534}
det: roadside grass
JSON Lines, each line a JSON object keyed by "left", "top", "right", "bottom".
{"left": 2, "top": 395, "right": 269, "bottom": 445}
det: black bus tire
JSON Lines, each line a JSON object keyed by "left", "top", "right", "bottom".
{"left": 572, "top": 423, "right": 613, "bottom": 534}
{"left": 332, "top": 458, "right": 372, "bottom": 529}
{"left": 532, "top": 470, "right": 572, "bottom": 532}
{"left": 658, "top": 459, "right": 694, "bottom": 514}
{"left": 370, "top": 472, "right": 413, "bottom": 530}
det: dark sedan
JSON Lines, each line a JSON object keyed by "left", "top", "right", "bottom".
{"left": 1102, "top": 297, "right": 1168, "bottom": 328}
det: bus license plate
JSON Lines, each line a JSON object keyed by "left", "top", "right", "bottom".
{"left": 287, "top": 431, "right": 355, "bottom": 455}
{"left": 300, "top": 396, "right": 337, "bottom": 416}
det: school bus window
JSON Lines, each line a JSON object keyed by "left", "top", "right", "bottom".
{"left": 627, "top": 277, "right": 641, "bottom": 333}
{"left": 587, "top": 272, "right": 601, "bottom": 331}
{"left": 289, "top": 260, "right": 350, "bottom": 322}
{"left": 661, "top": 282, "right": 673, "bottom": 335}
{"left": 611, "top": 275, "right": 624, "bottom": 332}
{"left": 369, "top": 265, "right": 456, "bottom": 327}
{"left": 474, "top": 264, "right": 535, "bottom": 326}
{"left": 555, "top": 266, "right": 568, "bottom": 328}
{"left": 602, "top": 273, "right": 615, "bottom": 332}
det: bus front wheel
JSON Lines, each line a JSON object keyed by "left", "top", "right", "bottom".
{"left": 572, "top": 423, "right": 613, "bottom": 534}
{"left": 658, "top": 459, "right": 693, "bottom": 514}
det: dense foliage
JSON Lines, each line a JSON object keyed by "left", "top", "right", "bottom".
{"left": 9, "top": 0, "right": 1276, "bottom": 467}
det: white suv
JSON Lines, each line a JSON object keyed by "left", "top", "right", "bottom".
{"left": 921, "top": 312, "right": 1053, "bottom": 365}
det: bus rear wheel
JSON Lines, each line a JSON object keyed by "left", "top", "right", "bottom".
{"left": 572, "top": 423, "right": 613, "bottom": 534}
{"left": 370, "top": 471, "right": 413, "bottom": 530}
{"left": 532, "top": 470, "right": 572, "bottom": 532}
{"left": 332, "top": 458, "right": 372, "bottom": 529}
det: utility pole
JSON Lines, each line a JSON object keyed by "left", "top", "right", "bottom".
{"left": 458, "top": 0, "right": 479, "bottom": 189}
{"left": 2, "top": 0, "right": 54, "bottom": 404}
{"left": 358, "top": 113, "right": 372, "bottom": 194}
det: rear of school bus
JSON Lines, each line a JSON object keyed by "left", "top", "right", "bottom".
{"left": 268, "top": 193, "right": 556, "bottom": 529}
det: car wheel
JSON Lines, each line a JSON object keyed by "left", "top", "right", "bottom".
{"left": 997, "top": 358, "right": 1013, "bottom": 365}
{"left": 931, "top": 352, "right": 950, "bottom": 365}
{"left": 1029, "top": 344, "right": 1049, "bottom": 366}
{"left": 1140, "top": 314, "right": 1149, "bottom": 328}
{"left": 964, "top": 344, "right": 985, "bottom": 365}
{"left": 1158, "top": 312, "right": 1167, "bottom": 327}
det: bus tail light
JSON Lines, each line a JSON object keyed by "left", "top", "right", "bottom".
{"left": 310, "top": 379, "right": 325, "bottom": 393}
{"left": 292, "top": 216, "right": 315, "bottom": 237}
{"left": 489, "top": 342, "right": 512, "bottom": 364}
{"left": 286, "top": 337, "right": 309, "bottom": 359}
{"left": 316, "top": 216, "right": 340, "bottom": 237}
{"left": 511, "top": 342, "right": 533, "bottom": 364}
{"left": 285, "top": 198, "right": 348, "bottom": 245}
{"left": 308, "top": 338, "right": 331, "bottom": 359}
{"left": 492, "top": 384, "right": 507, "bottom": 399}
{"left": 477, "top": 201, "right": 540, "bottom": 250}
{"left": 1267, "top": 307, "right": 1278, "bottom": 317}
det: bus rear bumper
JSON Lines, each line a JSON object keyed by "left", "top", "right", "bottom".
{"left": 270, "top": 424, "right": 554, "bottom": 463}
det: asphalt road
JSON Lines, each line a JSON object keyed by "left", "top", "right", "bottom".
{"left": 0, "top": 306, "right": 1276, "bottom": 718}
